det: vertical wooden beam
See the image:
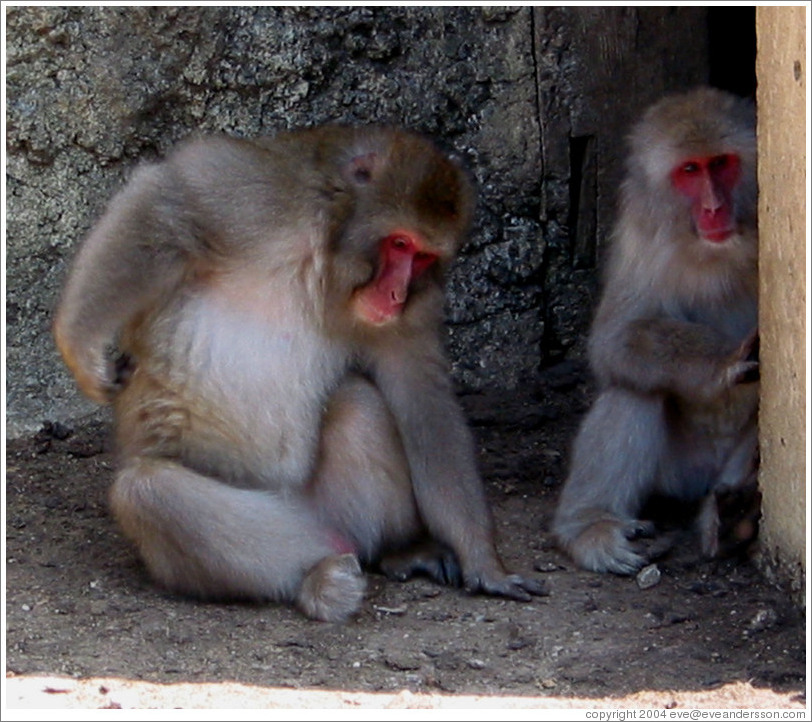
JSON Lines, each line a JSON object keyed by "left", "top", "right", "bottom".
{"left": 755, "top": 5, "right": 807, "bottom": 604}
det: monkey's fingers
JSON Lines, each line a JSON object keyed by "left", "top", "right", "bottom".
{"left": 61, "top": 349, "right": 118, "bottom": 405}
{"left": 511, "top": 575, "right": 550, "bottom": 598}
{"left": 379, "top": 541, "right": 462, "bottom": 587}
{"left": 728, "top": 359, "right": 760, "bottom": 386}
{"left": 466, "top": 572, "right": 549, "bottom": 602}
{"left": 725, "top": 330, "right": 760, "bottom": 385}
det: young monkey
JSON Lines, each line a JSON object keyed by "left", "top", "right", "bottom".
{"left": 54, "top": 125, "right": 546, "bottom": 621}
{"left": 553, "top": 87, "right": 759, "bottom": 574}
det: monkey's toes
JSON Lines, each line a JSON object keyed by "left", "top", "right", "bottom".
{"left": 594, "top": 548, "right": 647, "bottom": 576}
{"left": 570, "top": 522, "right": 649, "bottom": 575}
{"left": 623, "top": 519, "right": 656, "bottom": 540}
{"left": 467, "top": 572, "right": 549, "bottom": 602}
{"left": 297, "top": 553, "right": 366, "bottom": 623}
{"left": 508, "top": 575, "right": 550, "bottom": 599}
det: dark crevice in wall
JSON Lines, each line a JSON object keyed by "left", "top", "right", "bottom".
{"left": 708, "top": 7, "right": 757, "bottom": 98}
{"left": 567, "top": 134, "right": 597, "bottom": 271}
{"left": 528, "top": 8, "right": 547, "bottom": 223}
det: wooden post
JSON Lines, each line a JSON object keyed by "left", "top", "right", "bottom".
{"left": 755, "top": 5, "right": 807, "bottom": 605}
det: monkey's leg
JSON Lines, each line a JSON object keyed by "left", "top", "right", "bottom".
{"left": 553, "top": 388, "right": 666, "bottom": 574}
{"left": 110, "top": 458, "right": 365, "bottom": 622}
{"left": 698, "top": 422, "right": 759, "bottom": 557}
{"left": 308, "top": 376, "right": 447, "bottom": 577}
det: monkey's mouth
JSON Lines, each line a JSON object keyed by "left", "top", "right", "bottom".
{"left": 700, "top": 227, "right": 735, "bottom": 243}
{"left": 351, "top": 287, "right": 403, "bottom": 326}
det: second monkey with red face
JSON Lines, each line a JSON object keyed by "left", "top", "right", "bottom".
{"left": 54, "top": 126, "right": 546, "bottom": 621}
{"left": 553, "top": 87, "right": 760, "bottom": 574}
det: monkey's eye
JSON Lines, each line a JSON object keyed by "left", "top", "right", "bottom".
{"left": 681, "top": 162, "right": 700, "bottom": 174}
{"left": 390, "top": 237, "right": 409, "bottom": 250}
{"left": 709, "top": 155, "right": 728, "bottom": 170}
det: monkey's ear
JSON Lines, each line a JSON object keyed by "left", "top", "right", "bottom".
{"left": 344, "top": 153, "right": 379, "bottom": 185}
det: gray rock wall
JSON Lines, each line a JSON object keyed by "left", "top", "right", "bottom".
{"left": 5, "top": 6, "right": 709, "bottom": 436}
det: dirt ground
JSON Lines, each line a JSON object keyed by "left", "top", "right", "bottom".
{"left": 4, "top": 365, "right": 807, "bottom": 712}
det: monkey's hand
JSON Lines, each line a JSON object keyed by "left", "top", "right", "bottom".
{"left": 724, "top": 328, "right": 759, "bottom": 386}
{"left": 53, "top": 328, "right": 119, "bottom": 405}
{"left": 463, "top": 565, "right": 549, "bottom": 602}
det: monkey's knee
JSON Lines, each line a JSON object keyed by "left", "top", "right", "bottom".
{"left": 297, "top": 554, "right": 366, "bottom": 622}
{"left": 562, "top": 519, "right": 649, "bottom": 575}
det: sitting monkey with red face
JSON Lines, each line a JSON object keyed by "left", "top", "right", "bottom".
{"left": 54, "top": 125, "right": 546, "bottom": 621}
{"left": 553, "top": 87, "right": 760, "bottom": 574}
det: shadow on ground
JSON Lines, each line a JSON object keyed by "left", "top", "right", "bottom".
{"left": 5, "top": 366, "right": 806, "bottom": 710}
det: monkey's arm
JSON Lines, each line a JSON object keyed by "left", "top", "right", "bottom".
{"left": 590, "top": 300, "right": 758, "bottom": 402}
{"left": 371, "top": 330, "right": 546, "bottom": 601}
{"left": 54, "top": 164, "right": 188, "bottom": 403}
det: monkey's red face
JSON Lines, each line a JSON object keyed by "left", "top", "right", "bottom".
{"left": 671, "top": 154, "right": 741, "bottom": 242}
{"left": 351, "top": 232, "right": 438, "bottom": 325}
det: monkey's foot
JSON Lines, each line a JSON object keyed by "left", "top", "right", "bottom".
{"left": 710, "top": 481, "right": 762, "bottom": 558}
{"left": 379, "top": 540, "right": 462, "bottom": 587}
{"left": 466, "top": 570, "right": 549, "bottom": 602}
{"left": 297, "top": 554, "right": 366, "bottom": 623}
{"left": 381, "top": 543, "right": 547, "bottom": 601}
{"left": 568, "top": 519, "right": 652, "bottom": 575}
